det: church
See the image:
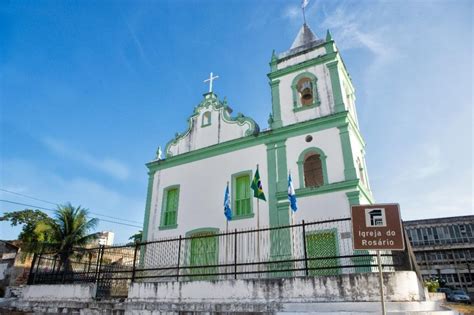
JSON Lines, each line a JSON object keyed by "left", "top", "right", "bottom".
{"left": 141, "top": 22, "right": 374, "bottom": 268}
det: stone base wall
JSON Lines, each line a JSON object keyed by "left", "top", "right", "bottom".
{"left": 129, "top": 271, "right": 426, "bottom": 303}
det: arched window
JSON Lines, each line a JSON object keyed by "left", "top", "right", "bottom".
{"left": 291, "top": 72, "right": 320, "bottom": 111}
{"left": 303, "top": 153, "right": 324, "bottom": 187}
{"left": 202, "top": 111, "right": 211, "bottom": 127}
{"left": 297, "top": 147, "right": 328, "bottom": 189}
{"left": 297, "top": 77, "right": 314, "bottom": 106}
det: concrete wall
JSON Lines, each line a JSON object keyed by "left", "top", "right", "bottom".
{"left": 21, "top": 283, "right": 96, "bottom": 301}
{"left": 128, "top": 271, "right": 426, "bottom": 303}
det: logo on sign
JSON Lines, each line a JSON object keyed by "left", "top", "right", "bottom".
{"left": 365, "top": 208, "right": 386, "bottom": 227}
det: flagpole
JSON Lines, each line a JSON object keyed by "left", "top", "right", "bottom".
{"left": 225, "top": 181, "right": 230, "bottom": 278}
{"left": 257, "top": 168, "right": 261, "bottom": 276}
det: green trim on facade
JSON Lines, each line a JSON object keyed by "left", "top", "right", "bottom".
{"left": 291, "top": 72, "right": 321, "bottom": 109}
{"left": 158, "top": 224, "right": 178, "bottom": 230}
{"left": 268, "top": 52, "right": 337, "bottom": 80}
{"left": 185, "top": 227, "right": 220, "bottom": 237}
{"left": 347, "top": 112, "right": 366, "bottom": 147}
{"left": 346, "top": 191, "right": 361, "bottom": 206}
{"left": 296, "top": 147, "right": 328, "bottom": 189}
{"left": 148, "top": 111, "right": 350, "bottom": 172}
{"left": 141, "top": 170, "right": 156, "bottom": 242}
{"left": 276, "top": 179, "right": 359, "bottom": 200}
{"left": 269, "top": 79, "right": 282, "bottom": 129}
{"left": 293, "top": 103, "right": 318, "bottom": 113}
{"left": 338, "top": 124, "right": 357, "bottom": 181}
{"left": 266, "top": 139, "right": 291, "bottom": 259}
{"left": 270, "top": 50, "right": 278, "bottom": 72}
{"left": 358, "top": 182, "right": 375, "bottom": 204}
{"left": 165, "top": 93, "right": 259, "bottom": 157}
{"left": 326, "top": 60, "right": 346, "bottom": 113}
{"left": 159, "top": 184, "right": 180, "bottom": 230}
{"left": 231, "top": 170, "right": 254, "bottom": 220}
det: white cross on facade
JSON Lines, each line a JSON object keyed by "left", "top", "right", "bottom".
{"left": 204, "top": 72, "right": 219, "bottom": 93}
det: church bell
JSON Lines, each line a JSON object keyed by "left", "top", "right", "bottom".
{"left": 300, "top": 81, "right": 313, "bottom": 100}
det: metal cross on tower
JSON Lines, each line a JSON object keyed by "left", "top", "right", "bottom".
{"left": 204, "top": 72, "right": 219, "bottom": 93}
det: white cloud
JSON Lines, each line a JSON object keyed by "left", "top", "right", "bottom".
{"left": 283, "top": 5, "right": 299, "bottom": 21}
{"left": 0, "top": 158, "right": 144, "bottom": 243}
{"left": 41, "top": 136, "right": 130, "bottom": 181}
{"left": 320, "top": 5, "right": 394, "bottom": 62}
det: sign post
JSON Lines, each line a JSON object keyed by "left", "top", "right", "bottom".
{"left": 351, "top": 203, "right": 405, "bottom": 315}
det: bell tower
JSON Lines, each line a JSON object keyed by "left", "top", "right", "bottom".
{"left": 268, "top": 24, "right": 359, "bottom": 130}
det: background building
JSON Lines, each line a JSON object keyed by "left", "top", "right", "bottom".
{"left": 94, "top": 231, "right": 115, "bottom": 246}
{"left": 404, "top": 215, "right": 474, "bottom": 295}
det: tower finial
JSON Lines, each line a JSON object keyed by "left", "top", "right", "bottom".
{"left": 326, "top": 29, "right": 332, "bottom": 42}
{"left": 301, "top": 0, "right": 309, "bottom": 25}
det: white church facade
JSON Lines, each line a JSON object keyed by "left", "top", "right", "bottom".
{"left": 141, "top": 24, "right": 374, "bottom": 267}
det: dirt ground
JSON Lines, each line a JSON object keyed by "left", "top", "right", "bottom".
{"left": 446, "top": 302, "right": 474, "bottom": 314}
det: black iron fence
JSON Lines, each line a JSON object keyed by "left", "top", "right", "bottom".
{"left": 28, "top": 218, "right": 417, "bottom": 298}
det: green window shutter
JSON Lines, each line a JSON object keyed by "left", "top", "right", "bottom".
{"left": 235, "top": 175, "right": 250, "bottom": 216}
{"left": 306, "top": 230, "right": 340, "bottom": 276}
{"left": 189, "top": 232, "right": 218, "bottom": 280}
{"left": 164, "top": 188, "right": 178, "bottom": 226}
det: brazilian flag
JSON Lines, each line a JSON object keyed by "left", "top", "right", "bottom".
{"left": 251, "top": 168, "right": 266, "bottom": 201}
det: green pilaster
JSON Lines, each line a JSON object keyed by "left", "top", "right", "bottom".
{"left": 269, "top": 80, "right": 282, "bottom": 129}
{"left": 325, "top": 30, "right": 335, "bottom": 54}
{"left": 266, "top": 140, "right": 291, "bottom": 261}
{"left": 338, "top": 124, "right": 357, "bottom": 181}
{"left": 346, "top": 191, "right": 361, "bottom": 206}
{"left": 142, "top": 170, "right": 156, "bottom": 242}
{"left": 326, "top": 60, "right": 346, "bottom": 113}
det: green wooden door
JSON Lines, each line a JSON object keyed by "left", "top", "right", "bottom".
{"left": 306, "top": 230, "right": 340, "bottom": 276}
{"left": 189, "top": 232, "right": 218, "bottom": 280}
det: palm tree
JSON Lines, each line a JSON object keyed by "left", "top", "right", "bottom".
{"left": 36, "top": 203, "right": 98, "bottom": 272}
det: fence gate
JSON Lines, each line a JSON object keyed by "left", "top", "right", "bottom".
{"left": 95, "top": 245, "right": 137, "bottom": 299}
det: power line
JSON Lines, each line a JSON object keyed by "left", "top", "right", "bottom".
{"left": 0, "top": 199, "right": 142, "bottom": 229}
{"left": 0, "top": 188, "right": 143, "bottom": 225}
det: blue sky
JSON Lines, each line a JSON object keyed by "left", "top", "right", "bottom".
{"left": 1, "top": 0, "right": 472, "bottom": 244}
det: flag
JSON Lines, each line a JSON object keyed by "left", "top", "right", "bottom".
{"left": 224, "top": 184, "right": 232, "bottom": 221}
{"left": 251, "top": 168, "right": 266, "bottom": 201}
{"left": 288, "top": 174, "right": 298, "bottom": 212}
{"left": 301, "top": 0, "right": 309, "bottom": 9}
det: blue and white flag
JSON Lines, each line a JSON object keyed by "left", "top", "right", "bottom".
{"left": 224, "top": 184, "right": 232, "bottom": 221}
{"left": 301, "top": 0, "right": 309, "bottom": 9}
{"left": 288, "top": 174, "right": 298, "bottom": 212}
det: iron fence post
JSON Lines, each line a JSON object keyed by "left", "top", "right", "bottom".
{"left": 95, "top": 245, "right": 105, "bottom": 284}
{"left": 33, "top": 252, "right": 42, "bottom": 284}
{"left": 234, "top": 229, "right": 238, "bottom": 280}
{"left": 176, "top": 235, "right": 182, "bottom": 281}
{"left": 27, "top": 253, "right": 37, "bottom": 285}
{"left": 131, "top": 242, "right": 139, "bottom": 282}
{"left": 302, "top": 220, "right": 309, "bottom": 276}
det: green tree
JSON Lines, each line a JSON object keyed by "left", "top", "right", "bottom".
{"left": 0, "top": 209, "right": 53, "bottom": 253}
{"left": 128, "top": 230, "right": 143, "bottom": 244}
{"left": 38, "top": 203, "right": 98, "bottom": 271}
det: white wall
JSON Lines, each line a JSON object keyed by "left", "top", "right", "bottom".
{"left": 148, "top": 144, "right": 269, "bottom": 241}
{"left": 167, "top": 95, "right": 254, "bottom": 156}
{"left": 285, "top": 128, "right": 345, "bottom": 187}
{"left": 277, "top": 64, "right": 335, "bottom": 127}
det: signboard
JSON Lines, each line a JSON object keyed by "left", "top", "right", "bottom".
{"left": 351, "top": 203, "right": 405, "bottom": 251}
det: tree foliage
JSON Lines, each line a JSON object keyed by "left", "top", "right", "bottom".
{"left": 1, "top": 204, "right": 98, "bottom": 269}
{"left": 0, "top": 209, "right": 53, "bottom": 253}
{"left": 128, "top": 230, "right": 143, "bottom": 244}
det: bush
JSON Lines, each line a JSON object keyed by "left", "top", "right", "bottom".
{"left": 424, "top": 278, "right": 440, "bottom": 292}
